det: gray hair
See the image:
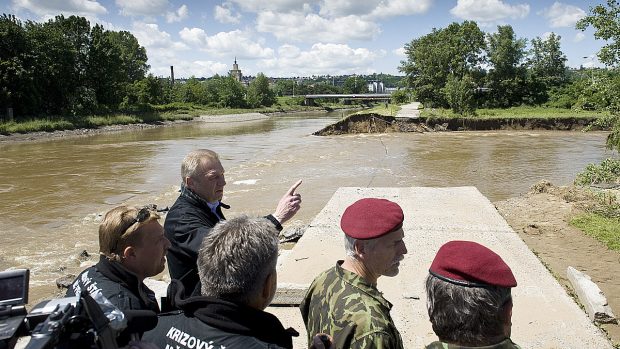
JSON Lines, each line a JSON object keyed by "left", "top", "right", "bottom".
{"left": 425, "top": 274, "right": 512, "bottom": 346}
{"left": 181, "top": 149, "right": 219, "bottom": 181}
{"left": 344, "top": 234, "right": 378, "bottom": 258}
{"left": 198, "top": 215, "right": 279, "bottom": 305}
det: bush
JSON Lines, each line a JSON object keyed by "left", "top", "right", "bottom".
{"left": 575, "top": 158, "right": 620, "bottom": 186}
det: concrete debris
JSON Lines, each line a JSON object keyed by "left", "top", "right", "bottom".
{"left": 567, "top": 266, "right": 617, "bottom": 324}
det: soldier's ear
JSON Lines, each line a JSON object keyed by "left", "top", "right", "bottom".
{"left": 184, "top": 176, "right": 194, "bottom": 188}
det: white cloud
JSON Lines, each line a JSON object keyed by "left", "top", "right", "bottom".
{"left": 574, "top": 32, "right": 585, "bottom": 43}
{"left": 370, "top": 0, "right": 432, "bottom": 18}
{"left": 319, "top": 0, "right": 381, "bottom": 17}
{"left": 166, "top": 4, "right": 188, "bottom": 23}
{"left": 116, "top": 0, "right": 168, "bottom": 17}
{"left": 12, "top": 0, "right": 107, "bottom": 16}
{"left": 258, "top": 43, "right": 384, "bottom": 76}
{"left": 540, "top": 2, "right": 585, "bottom": 28}
{"left": 227, "top": 0, "right": 310, "bottom": 13}
{"left": 179, "top": 28, "right": 274, "bottom": 59}
{"left": 132, "top": 22, "right": 187, "bottom": 50}
{"left": 214, "top": 3, "right": 241, "bottom": 24}
{"left": 257, "top": 11, "right": 381, "bottom": 43}
{"left": 450, "top": 0, "right": 529, "bottom": 22}
{"left": 393, "top": 47, "right": 406, "bottom": 56}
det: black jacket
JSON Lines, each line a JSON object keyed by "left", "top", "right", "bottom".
{"left": 164, "top": 185, "right": 282, "bottom": 294}
{"left": 164, "top": 185, "right": 229, "bottom": 294}
{"left": 143, "top": 280, "right": 295, "bottom": 349}
{"left": 66, "top": 256, "right": 160, "bottom": 313}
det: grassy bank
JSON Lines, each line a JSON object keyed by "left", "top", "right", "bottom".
{"left": 571, "top": 213, "right": 620, "bottom": 251}
{"left": 352, "top": 104, "right": 401, "bottom": 116}
{"left": 421, "top": 106, "right": 607, "bottom": 119}
{"left": 0, "top": 97, "right": 348, "bottom": 135}
{"left": 570, "top": 159, "right": 620, "bottom": 251}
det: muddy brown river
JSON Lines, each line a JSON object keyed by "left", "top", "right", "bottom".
{"left": 0, "top": 111, "right": 614, "bottom": 302}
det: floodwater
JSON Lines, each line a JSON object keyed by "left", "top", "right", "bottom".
{"left": 0, "top": 110, "right": 614, "bottom": 302}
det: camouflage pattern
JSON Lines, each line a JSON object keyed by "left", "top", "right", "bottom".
{"left": 425, "top": 339, "right": 522, "bottom": 349}
{"left": 300, "top": 261, "right": 404, "bottom": 349}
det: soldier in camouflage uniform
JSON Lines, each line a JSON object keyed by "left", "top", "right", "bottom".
{"left": 300, "top": 198, "right": 407, "bottom": 349}
{"left": 425, "top": 241, "right": 521, "bottom": 349}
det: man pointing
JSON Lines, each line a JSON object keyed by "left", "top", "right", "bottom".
{"left": 164, "top": 149, "right": 302, "bottom": 294}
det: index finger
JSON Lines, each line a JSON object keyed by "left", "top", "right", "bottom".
{"left": 286, "top": 179, "right": 303, "bottom": 195}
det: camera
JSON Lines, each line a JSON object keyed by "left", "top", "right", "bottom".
{"left": 0, "top": 269, "right": 29, "bottom": 349}
{"left": 0, "top": 269, "right": 157, "bottom": 349}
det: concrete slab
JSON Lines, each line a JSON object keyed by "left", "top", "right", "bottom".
{"left": 270, "top": 187, "right": 612, "bottom": 349}
{"left": 395, "top": 102, "right": 421, "bottom": 119}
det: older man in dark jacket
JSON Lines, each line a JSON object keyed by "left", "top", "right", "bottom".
{"left": 164, "top": 149, "right": 302, "bottom": 294}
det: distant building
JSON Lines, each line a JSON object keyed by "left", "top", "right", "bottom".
{"left": 367, "top": 80, "right": 385, "bottom": 93}
{"left": 229, "top": 57, "right": 243, "bottom": 82}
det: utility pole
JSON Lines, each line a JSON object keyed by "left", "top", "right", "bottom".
{"left": 170, "top": 66, "right": 175, "bottom": 86}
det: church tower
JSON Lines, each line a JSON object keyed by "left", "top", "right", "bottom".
{"left": 229, "top": 57, "right": 243, "bottom": 82}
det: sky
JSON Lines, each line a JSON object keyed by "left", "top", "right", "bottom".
{"left": 3, "top": 0, "right": 609, "bottom": 79}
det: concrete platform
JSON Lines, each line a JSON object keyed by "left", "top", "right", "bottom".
{"left": 269, "top": 187, "right": 612, "bottom": 349}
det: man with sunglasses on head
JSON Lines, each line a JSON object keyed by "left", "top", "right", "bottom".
{"left": 67, "top": 205, "right": 171, "bottom": 313}
{"left": 165, "top": 149, "right": 302, "bottom": 295}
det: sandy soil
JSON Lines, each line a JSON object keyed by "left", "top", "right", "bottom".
{"left": 494, "top": 181, "right": 620, "bottom": 346}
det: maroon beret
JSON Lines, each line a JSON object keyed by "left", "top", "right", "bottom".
{"left": 340, "top": 198, "right": 404, "bottom": 240}
{"left": 429, "top": 240, "right": 517, "bottom": 288}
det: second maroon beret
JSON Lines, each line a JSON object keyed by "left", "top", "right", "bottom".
{"left": 429, "top": 240, "right": 517, "bottom": 288}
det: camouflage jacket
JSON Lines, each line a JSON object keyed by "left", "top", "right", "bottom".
{"left": 300, "top": 261, "right": 404, "bottom": 349}
{"left": 425, "top": 339, "right": 522, "bottom": 349}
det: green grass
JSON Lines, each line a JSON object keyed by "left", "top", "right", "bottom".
{"left": 0, "top": 112, "right": 196, "bottom": 135}
{"left": 421, "top": 106, "right": 607, "bottom": 119}
{"left": 570, "top": 213, "right": 620, "bottom": 251}
{"left": 353, "top": 104, "right": 401, "bottom": 116}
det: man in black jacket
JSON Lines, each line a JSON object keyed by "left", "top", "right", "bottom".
{"left": 144, "top": 215, "right": 295, "bottom": 348}
{"left": 67, "top": 205, "right": 171, "bottom": 313}
{"left": 164, "top": 149, "right": 302, "bottom": 294}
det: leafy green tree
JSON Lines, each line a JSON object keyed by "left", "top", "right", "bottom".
{"left": 214, "top": 76, "right": 246, "bottom": 108}
{"left": 576, "top": 0, "right": 620, "bottom": 151}
{"left": 246, "top": 73, "right": 276, "bottom": 107}
{"left": 485, "top": 25, "right": 527, "bottom": 107}
{"left": 528, "top": 33, "right": 568, "bottom": 88}
{"left": 390, "top": 89, "right": 411, "bottom": 104}
{"left": 343, "top": 76, "right": 366, "bottom": 93}
{"left": 0, "top": 14, "right": 37, "bottom": 117}
{"left": 442, "top": 74, "right": 476, "bottom": 115}
{"left": 400, "top": 21, "right": 485, "bottom": 107}
{"left": 577, "top": 0, "right": 620, "bottom": 67}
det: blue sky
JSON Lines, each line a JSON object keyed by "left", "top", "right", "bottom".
{"left": 4, "top": 0, "right": 607, "bottom": 78}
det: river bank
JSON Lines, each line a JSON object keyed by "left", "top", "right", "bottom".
{"left": 495, "top": 182, "right": 620, "bottom": 346}
{"left": 315, "top": 113, "right": 605, "bottom": 135}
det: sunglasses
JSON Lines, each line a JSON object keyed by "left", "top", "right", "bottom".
{"left": 132, "top": 204, "right": 158, "bottom": 225}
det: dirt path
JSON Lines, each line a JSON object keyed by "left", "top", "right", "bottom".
{"left": 494, "top": 181, "right": 620, "bottom": 346}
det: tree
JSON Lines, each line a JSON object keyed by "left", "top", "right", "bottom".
{"left": 485, "top": 25, "right": 527, "bottom": 107}
{"left": 442, "top": 74, "right": 476, "bottom": 115}
{"left": 215, "top": 76, "right": 246, "bottom": 108}
{"left": 342, "top": 76, "right": 366, "bottom": 94}
{"left": 576, "top": 0, "right": 620, "bottom": 152}
{"left": 528, "top": 33, "right": 568, "bottom": 87}
{"left": 0, "top": 14, "right": 37, "bottom": 117}
{"left": 577, "top": 0, "right": 620, "bottom": 67}
{"left": 400, "top": 21, "right": 485, "bottom": 107}
{"left": 246, "top": 73, "right": 276, "bottom": 107}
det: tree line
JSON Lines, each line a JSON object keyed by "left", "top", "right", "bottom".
{"left": 399, "top": 20, "right": 620, "bottom": 117}
{"left": 0, "top": 14, "right": 288, "bottom": 120}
